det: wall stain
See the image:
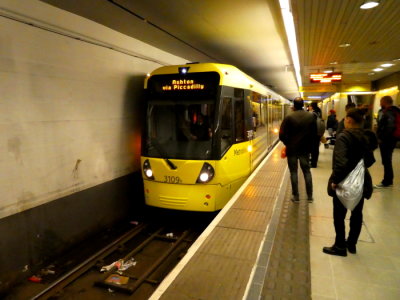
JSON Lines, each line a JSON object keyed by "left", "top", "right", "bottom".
{"left": 72, "top": 159, "right": 82, "bottom": 179}
{"left": 8, "top": 137, "right": 22, "bottom": 163}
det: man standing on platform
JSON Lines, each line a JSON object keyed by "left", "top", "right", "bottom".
{"left": 324, "top": 108, "right": 377, "bottom": 256}
{"left": 279, "top": 97, "right": 317, "bottom": 202}
{"left": 374, "top": 95, "right": 400, "bottom": 188}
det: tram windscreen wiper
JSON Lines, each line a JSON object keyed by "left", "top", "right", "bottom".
{"left": 149, "top": 139, "right": 177, "bottom": 170}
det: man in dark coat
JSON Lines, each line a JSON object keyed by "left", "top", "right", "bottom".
{"left": 279, "top": 97, "right": 317, "bottom": 202}
{"left": 324, "top": 108, "right": 378, "bottom": 256}
{"left": 375, "top": 95, "right": 399, "bottom": 188}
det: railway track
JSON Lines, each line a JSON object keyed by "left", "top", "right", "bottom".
{"left": 29, "top": 216, "right": 207, "bottom": 300}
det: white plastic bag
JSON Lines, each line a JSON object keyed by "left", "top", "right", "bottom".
{"left": 336, "top": 159, "right": 365, "bottom": 211}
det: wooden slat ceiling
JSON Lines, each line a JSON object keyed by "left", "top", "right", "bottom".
{"left": 292, "top": 0, "right": 400, "bottom": 96}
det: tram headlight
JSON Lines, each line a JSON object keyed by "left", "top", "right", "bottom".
{"left": 143, "top": 159, "right": 154, "bottom": 180}
{"left": 196, "top": 162, "right": 215, "bottom": 183}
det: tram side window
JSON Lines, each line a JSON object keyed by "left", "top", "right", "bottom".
{"left": 234, "top": 100, "right": 244, "bottom": 142}
{"left": 220, "top": 97, "right": 232, "bottom": 153}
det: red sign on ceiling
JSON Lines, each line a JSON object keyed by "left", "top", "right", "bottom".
{"left": 310, "top": 73, "right": 342, "bottom": 83}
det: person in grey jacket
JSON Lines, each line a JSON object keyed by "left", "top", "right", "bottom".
{"left": 279, "top": 97, "right": 317, "bottom": 202}
{"left": 324, "top": 108, "right": 378, "bottom": 256}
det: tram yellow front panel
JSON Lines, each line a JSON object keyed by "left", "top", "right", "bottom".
{"left": 144, "top": 180, "right": 227, "bottom": 211}
{"left": 141, "top": 142, "right": 252, "bottom": 211}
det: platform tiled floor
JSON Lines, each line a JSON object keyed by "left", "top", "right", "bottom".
{"left": 152, "top": 145, "right": 291, "bottom": 300}
{"left": 310, "top": 145, "right": 400, "bottom": 300}
{"left": 260, "top": 180, "right": 311, "bottom": 300}
{"left": 151, "top": 144, "right": 400, "bottom": 300}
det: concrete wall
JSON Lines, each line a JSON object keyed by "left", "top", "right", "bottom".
{"left": 0, "top": 0, "right": 186, "bottom": 293}
{"left": 0, "top": 0, "right": 186, "bottom": 219}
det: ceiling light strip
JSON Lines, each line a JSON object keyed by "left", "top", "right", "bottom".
{"left": 279, "top": 0, "right": 302, "bottom": 91}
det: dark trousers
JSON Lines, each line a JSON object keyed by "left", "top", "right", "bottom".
{"left": 287, "top": 153, "right": 313, "bottom": 197}
{"left": 379, "top": 140, "right": 397, "bottom": 185}
{"left": 333, "top": 195, "right": 364, "bottom": 248}
{"left": 310, "top": 138, "right": 321, "bottom": 167}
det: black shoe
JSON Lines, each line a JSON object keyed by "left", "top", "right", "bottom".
{"left": 291, "top": 195, "right": 300, "bottom": 203}
{"left": 346, "top": 242, "right": 357, "bottom": 254}
{"left": 323, "top": 245, "right": 347, "bottom": 257}
{"left": 307, "top": 196, "right": 313, "bottom": 203}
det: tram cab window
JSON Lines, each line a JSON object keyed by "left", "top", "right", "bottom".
{"left": 220, "top": 97, "right": 232, "bottom": 153}
{"left": 145, "top": 102, "right": 215, "bottom": 160}
{"left": 177, "top": 104, "right": 214, "bottom": 142}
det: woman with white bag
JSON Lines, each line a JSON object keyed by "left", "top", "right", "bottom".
{"left": 323, "top": 108, "right": 378, "bottom": 256}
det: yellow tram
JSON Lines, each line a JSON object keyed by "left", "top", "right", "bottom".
{"left": 141, "top": 63, "right": 289, "bottom": 211}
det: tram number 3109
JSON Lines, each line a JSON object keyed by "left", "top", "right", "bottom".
{"left": 164, "top": 176, "right": 182, "bottom": 184}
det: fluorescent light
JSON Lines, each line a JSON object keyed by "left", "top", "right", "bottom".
{"left": 373, "top": 68, "right": 383, "bottom": 72}
{"left": 339, "top": 43, "right": 351, "bottom": 47}
{"left": 279, "top": 0, "right": 302, "bottom": 88}
{"left": 344, "top": 91, "right": 376, "bottom": 95}
{"left": 381, "top": 63, "right": 394, "bottom": 67}
{"left": 360, "top": 1, "right": 380, "bottom": 9}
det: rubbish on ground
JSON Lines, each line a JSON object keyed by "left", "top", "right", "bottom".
{"left": 130, "top": 221, "right": 139, "bottom": 225}
{"left": 101, "top": 258, "right": 136, "bottom": 272}
{"left": 119, "top": 258, "right": 136, "bottom": 271}
{"left": 22, "top": 265, "right": 29, "bottom": 272}
{"left": 28, "top": 275, "right": 42, "bottom": 283}
{"left": 101, "top": 259, "right": 123, "bottom": 272}
{"left": 166, "top": 233, "right": 174, "bottom": 238}
{"left": 105, "top": 274, "right": 129, "bottom": 285}
{"left": 40, "top": 268, "right": 55, "bottom": 275}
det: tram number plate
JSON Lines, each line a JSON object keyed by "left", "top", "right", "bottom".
{"left": 164, "top": 176, "right": 182, "bottom": 184}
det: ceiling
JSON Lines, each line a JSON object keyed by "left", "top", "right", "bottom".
{"left": 40, "top": 0, "right": 400, "bottom": 101}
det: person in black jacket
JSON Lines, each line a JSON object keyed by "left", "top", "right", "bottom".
{"left": 323, "top": 108, "right": 378, "bottom": 256}
{"left": 374, "top": 95, "right": 400, "bottom": 188}
{"left": 327, "top": 109, "right": 338, "bottom": 137}
{"left": 279, "top": 97, "right": 317, "bottom": 202}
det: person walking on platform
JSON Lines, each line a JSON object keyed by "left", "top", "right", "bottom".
{"left": 310, "top": 102, "right": 324, "bottom": 168}
{"left": 279, "top": 97, "right": 317, "bottom": 203}
{"left": 374, "top": 95, "right": 400, "bottom": 188}
{"left": 327, "top": 109, "right": 338, "bottom": 134}
{"left": 324, "top": 108, "right": 377, "bottom": 256}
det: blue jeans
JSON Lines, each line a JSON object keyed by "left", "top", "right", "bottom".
{"left": 287, "top": 153, "right": 313, "bottom": 197}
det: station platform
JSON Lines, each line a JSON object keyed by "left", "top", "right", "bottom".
{"left": 150, "top": 142, "right": 400, "bottom": 300}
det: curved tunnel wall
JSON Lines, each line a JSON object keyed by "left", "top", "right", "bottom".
{"left": 0, "top": 0, "right": 186, "bottom": 293}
